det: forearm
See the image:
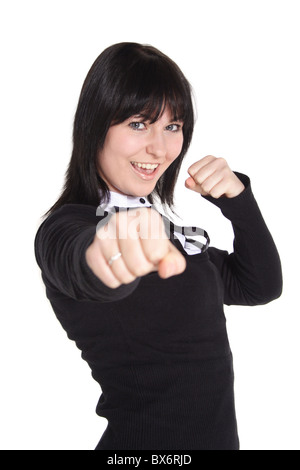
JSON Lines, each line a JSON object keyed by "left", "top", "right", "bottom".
{"left": 205, "top": 173, "right": 283, "bottom": 306}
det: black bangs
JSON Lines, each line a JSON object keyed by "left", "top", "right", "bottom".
{"left": 111, "top": 46, "right": 192, "bottom": 126}
{"left": 112, "top": 84, "right": 189, "bottom": 125}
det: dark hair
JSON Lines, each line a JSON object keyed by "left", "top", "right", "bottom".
{"left": 46, "top": 42, "right": 195, "bottom": 216}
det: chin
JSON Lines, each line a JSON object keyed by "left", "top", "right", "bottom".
{"left": 127, "top": 184, "right": 156, "bottom": 198}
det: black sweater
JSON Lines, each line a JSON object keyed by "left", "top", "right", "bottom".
{"left": 34, "top": 174, "right": 282, "bottom": 450}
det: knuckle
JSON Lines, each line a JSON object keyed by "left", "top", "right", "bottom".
{"left": 210, "top": 188, "right": 221, "bottom": 199}
{"left": 121, "top": 273, "right": 137, "bottom": 284}
{"left": 107, "top": 279, "right": 122, "bottom": 289}
{"left": 217, "top": 157, "right": 227, "bottom": 168}
{"left": 109, "top": 264, "right": 136, "bottom": 286}
{"left": 132, "top": 263, "right": 151, "bottom": 277}
{"left": 147, "top": 247, "right": 166, "bottom": 263}
{"left": 201, "top": 182, "right": 211, "bottom": 193}
{"left": 134, "top": 267, "right": 148, "bottom": 277}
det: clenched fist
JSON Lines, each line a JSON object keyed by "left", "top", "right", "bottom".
{"left": 86, "top": 207, "right": 186, "bottom": 289}
{"left": 185, "top": 155, "right": 245, "bottom": 199}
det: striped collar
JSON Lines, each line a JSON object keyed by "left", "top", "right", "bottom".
{"left": 99, "top": 191, "right": 209, "bottom": 255}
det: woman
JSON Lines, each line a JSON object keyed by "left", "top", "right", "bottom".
{"left": 35, "top": 42, "right": 282, "bottom": 450}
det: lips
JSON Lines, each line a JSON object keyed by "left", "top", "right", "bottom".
{"left": 130, "top": 162, "right": 160, "bottom": 180}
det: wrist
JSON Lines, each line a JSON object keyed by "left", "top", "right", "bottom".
{"left": 225, "top": 180, "right": 245, "bottom": 198}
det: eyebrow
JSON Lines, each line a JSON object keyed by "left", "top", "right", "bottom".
{"left": 131, "top": 114, "right": 184, "bottom": 123}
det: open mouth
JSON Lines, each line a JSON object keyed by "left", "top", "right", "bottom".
{"left": 130, "top": 161, "right": 160, "bottom": 178}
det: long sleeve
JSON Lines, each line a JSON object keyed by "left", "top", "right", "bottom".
{"left": 34, "top": 181, "right": 278, "bottom": 450}
{"left": 205, "top": 173, "right": 283, "bottom": 306}
{"left": 34, "top": 204, "right": 141, "bottom": 302}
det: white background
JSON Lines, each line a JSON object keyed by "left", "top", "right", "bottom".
{"left": 0, "top": 0, "right": 299, "bottom": 450}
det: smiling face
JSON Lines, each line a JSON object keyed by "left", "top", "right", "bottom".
{"left": 97, "top": 108, "right": 184, "bottom": 197}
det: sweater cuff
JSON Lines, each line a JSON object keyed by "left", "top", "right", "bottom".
{"left": 202, "top": 172, "right": 257, "bottom": 221}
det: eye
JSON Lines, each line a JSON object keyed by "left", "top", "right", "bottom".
{"left": 166, "top": 123, "right": 182, "bottom": 132}
{"left": 129, "top": 122, "right": 146, "bottom": 131}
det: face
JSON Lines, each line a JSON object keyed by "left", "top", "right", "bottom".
{"left": 97, "top": 108, "right": 184, "bottom": 197}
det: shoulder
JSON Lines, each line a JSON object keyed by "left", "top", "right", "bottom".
{"left": 49, "top": 203, "right": 98, "bottom": 220}
{"left": 39, "top": 204, "right": 99, "bottom": 228}
{"left": 35, "top": 204, "right": 99, "bottom": 249}
{"left": 34, "top": 204, "right": 99, "bottom": 267}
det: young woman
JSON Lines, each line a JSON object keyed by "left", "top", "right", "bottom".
{"left": 35, "top": 42, "right": 282, "bottom": 450}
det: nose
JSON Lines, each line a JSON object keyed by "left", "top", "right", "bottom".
{"left": 146, "top": 130, "right": 167, "bottom": 159}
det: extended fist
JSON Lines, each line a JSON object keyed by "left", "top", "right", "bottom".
{"left": 86, "top": 208, "right": 186, "bottom": 289}
{"left": 185, "top": 155, "right": 245, "bottom": 199}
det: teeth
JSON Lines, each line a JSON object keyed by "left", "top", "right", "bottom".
{"left": 131, "top": 162, "right": 159, "bottom": 170}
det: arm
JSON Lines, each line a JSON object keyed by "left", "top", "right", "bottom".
{"left": 34, "top": 204, "right": 141, "bottom": 302}
{"left": 185, "top": 156, "right": 283, "bottom": 306}
{"left": 206, "top": 174, "right": 282, "bottom": 305}
{"left": 35, "top": 204, "right": 186, "bottom": 303}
